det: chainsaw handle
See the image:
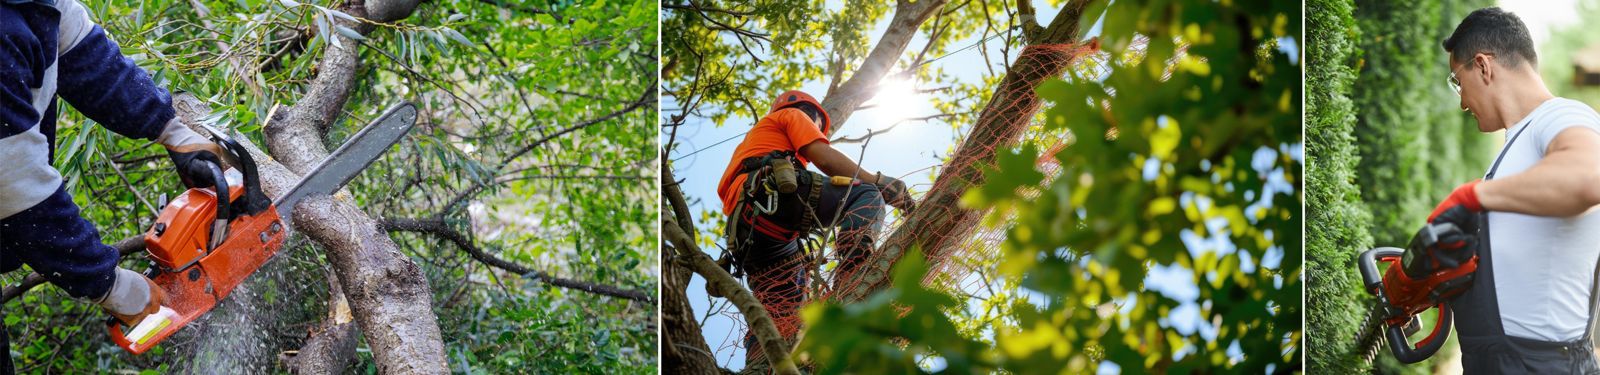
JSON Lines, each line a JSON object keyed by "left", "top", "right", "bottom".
{"left": 1358, "top": 247, "right": 1404, "bottom": 293}
{"left": 199, "top": 161, "right": 231, "bottom": 224}
{"left": 212, "top": 131, "right": 271, "bottom": 215}
{"left": 1387, "top": 303, "right": 1453, "bottom": 364}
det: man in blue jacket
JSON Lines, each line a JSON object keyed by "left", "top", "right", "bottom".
{"left": 2, "top": 0, "right": 230, "bottom": 370}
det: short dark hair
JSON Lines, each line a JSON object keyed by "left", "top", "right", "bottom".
{"left": 1442, "top": 7, "right": 1537, "bottom": 68}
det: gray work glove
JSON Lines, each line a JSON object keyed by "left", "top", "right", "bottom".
{"left": 876, "top": 172, "right": 916, "bottom": 213}
{"left": 155, "top": 119, "right": 228, "bottom": 189}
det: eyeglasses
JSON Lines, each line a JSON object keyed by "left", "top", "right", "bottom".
{"left": 1448, "top": 69, "right": 1462, "bottom": 96}
{"left": 1448, "top": 54, "right": 1492, "bottom": 96}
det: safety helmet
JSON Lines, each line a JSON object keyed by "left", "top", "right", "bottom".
{"left": 769, "top": 90, "right": 831, "bottom": 135}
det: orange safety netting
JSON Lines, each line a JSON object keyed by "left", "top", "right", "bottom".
{"left": 728, "top": 41, "right": 1103, "bottom": 368}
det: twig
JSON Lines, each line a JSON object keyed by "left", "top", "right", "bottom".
{"left": 379, "top": 217, "right": 655, "bottom": 303}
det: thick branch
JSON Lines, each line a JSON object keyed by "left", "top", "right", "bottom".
{"left": 379, "top": 217, "right": 655, "bottom": 303}
{"left": 659, "top": 161, "right": 721, "bottom": 374}
{"left": 819, "top": 0, "right": 949, "bottom": 136}
{"left": 257, "top": 1, "right": 449, "bottom": 372}
{"left": 280, "top": 269, "right": 359, "bottom": 374}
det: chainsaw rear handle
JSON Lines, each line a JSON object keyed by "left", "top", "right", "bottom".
{"left": 192, "top": 161, "right": 230, "bottom": 226}
{"left": 209, "top": 127, "right": 270, "bottom": 215}
{"left": 1387, "top": 303, "right": 1453, "bottom": 364}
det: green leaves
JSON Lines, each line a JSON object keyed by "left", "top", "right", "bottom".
{"left": 795, "top": 247, "right": 994, "bottom": 374}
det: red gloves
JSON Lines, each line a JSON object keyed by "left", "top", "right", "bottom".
{"left": 1429, "top": 180, "right": 1483, "bottom": 223}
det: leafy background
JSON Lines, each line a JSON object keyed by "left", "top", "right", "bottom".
{"left": 2, "top": 0, "right": 658, "bottom": 373}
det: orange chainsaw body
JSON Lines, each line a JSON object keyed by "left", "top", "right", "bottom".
{"left": 107, "top": 139, "right": 285, "bottom": 354}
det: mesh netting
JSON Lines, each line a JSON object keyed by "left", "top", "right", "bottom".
{"left": 730, "top": 41, "right": 1102, "bottom": 368}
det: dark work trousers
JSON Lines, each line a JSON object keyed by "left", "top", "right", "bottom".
{"left": 733, "top": 171, "right": 885, "bottom": 365}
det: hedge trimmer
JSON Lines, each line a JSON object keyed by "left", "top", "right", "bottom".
{"left": 1352, "top": 222, "right": 1479, "bottom": 364}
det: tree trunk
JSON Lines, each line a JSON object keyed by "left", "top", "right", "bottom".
{"left": 186, "top": 0, "right": 449, "bottom": 371}
{"left": 660, "top": 163, "right": 793, "bottom": 374}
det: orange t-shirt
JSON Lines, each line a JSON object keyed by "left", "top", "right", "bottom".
{"left": 717, "top": 108, "right": 829, "bottom": 215}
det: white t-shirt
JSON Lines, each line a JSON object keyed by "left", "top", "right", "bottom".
{"left": 1487, "top": 97, "right": 1600, "bottom": 342}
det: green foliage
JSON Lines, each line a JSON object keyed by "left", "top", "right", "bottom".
{"left": 796, "top": 0, "right": 1301, "bottom": 372}
{"left": 795, "top": 248, "right": 993, "bottom": 374}
{"left": 5, "top": 0, "right": 657, "bottom": 373}
{"left": 1305, "top": 0, "right": 1375, "bottom": 371}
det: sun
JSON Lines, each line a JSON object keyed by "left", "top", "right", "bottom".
{"left": 871, "top": 75, "right": 922, "bottom": 124}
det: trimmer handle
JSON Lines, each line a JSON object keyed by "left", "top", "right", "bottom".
{"left": 1358, "top": 247, "right": 1404, "bottom": 292}
{"left": 1386, "top": 303, "right": 1453, "bottom": 364}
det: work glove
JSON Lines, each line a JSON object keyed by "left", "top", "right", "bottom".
{"left": 155, "top": 119, "right": 228, "bottom": 188}
{"left": 876, "top": 172, "right": 916, "bottom": 213}
{"left": 1403, "top": 205, "right": 1482, "bottom": 279}
{"left": 96, "top": 268, "right": 169, "bottom": 327}
{"left": 1428, "top": 180, "right": 1483, "bottom": 223}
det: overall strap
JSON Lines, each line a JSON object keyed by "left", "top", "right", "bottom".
{"left": 1486, "top": 118, "right": 1535, "bottom": 179}
{"left": 1455, "top": 117, "right": 1536, "bottom": 339}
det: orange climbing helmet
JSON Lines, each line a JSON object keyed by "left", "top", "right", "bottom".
{"left": 769, "top": 90, "right": 831, "bottom": 134}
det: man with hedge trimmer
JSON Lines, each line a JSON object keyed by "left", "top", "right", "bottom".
{"left": 1365, "top": 7, "right": 1600, "bottom": 373}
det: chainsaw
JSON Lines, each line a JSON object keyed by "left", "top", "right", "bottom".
{"left": 107, "top": 102, "right": 419, "bottom": 354}
{"left": 1353, "top": 221, "right": 1479, "bottom": 364}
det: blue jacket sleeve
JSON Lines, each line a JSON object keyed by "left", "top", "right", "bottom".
{"left": 0, "top": 9, "right": 44, "bottom": 137}
{"left": 55, "top": 25, "right": 175, "bottom": 141}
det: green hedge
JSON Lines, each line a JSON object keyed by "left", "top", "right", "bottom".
{"left": 1306, "top": 0, "right": 1374, "bottom": 372}
{"left": 1309, "top": 0, "right": 1497, "bottom": 372}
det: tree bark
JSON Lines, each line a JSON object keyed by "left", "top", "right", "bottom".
{"left": 833, "top": 1, "right": 1097, "bottom": 303}
{"left": 281, "top": 269, "right": 360, "bottom": 374}
{"left": 818, "top": 0, "right": 949, "bottom": 136}
{"left": 206, "top": 0, "right": 449, "bottom": 371}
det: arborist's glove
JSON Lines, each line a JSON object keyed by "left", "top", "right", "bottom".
{"left": 156, "top": 119, "right": 228, "bottom": 188}
{"left": 96, "top": 268, "right": 169, "bottom": 327}
{"left": 1428, "top": 180, "right": 1483, "bottom": 223}
{"left": 876, "top": 172, "right": 916, "bottom": 213}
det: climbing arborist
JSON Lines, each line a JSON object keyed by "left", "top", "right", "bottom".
{"left": 1429, "top": 7, "right": 1600, "bottom": 373}
{"left": 1, "top": 0, "right": 230, "bottom": 371}
{"left": 717, "top": 89, "right": 915, "bottom": 363}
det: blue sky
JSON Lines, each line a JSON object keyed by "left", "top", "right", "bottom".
{"left": 662, "top": 2, "right": 1298, "bottom": 371}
